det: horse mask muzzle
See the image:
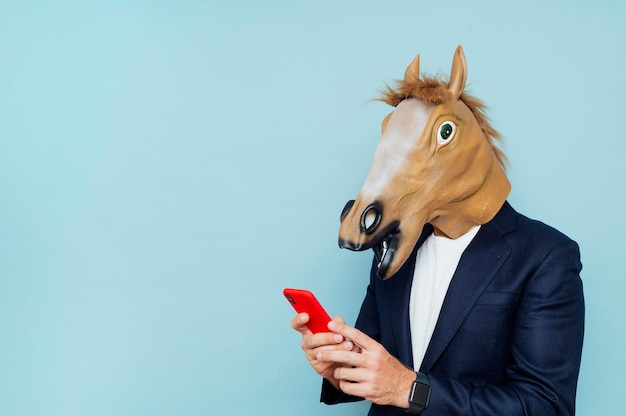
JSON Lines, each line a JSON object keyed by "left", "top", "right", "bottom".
{"left": 339, "top": 200, "right": 400, "bottom": 279}
{"left": 339, "top": 199, "right": 401, "bottom": 280}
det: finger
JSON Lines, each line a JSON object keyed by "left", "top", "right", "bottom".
{"left": 328, "top": 321, "right": 376, "bottom": 350}
{"left": 316, "top": 348, "right": 366, "bottom": 368}
{"left": 334, "top": 365, "right": 367, "bottom": 383}
{"left": 306, "top": 342, "right": 351, "bottom": 363}
{"left": 338, "top": 378, "right": 370, "bottom": 399}
{"left": 302, "top": 331, "right": 345, "bottom": 351}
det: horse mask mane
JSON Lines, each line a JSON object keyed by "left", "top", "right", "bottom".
{"left": 338, "top": 45, "right": 511, "bottom": 280}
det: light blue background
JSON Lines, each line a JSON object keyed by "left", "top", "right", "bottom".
{"left": 1, "top": 1, "right": 624, "bottom": 415}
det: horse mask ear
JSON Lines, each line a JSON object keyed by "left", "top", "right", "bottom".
{"left": 403, "top": 54, "right": 420, "bottom": 83}
{"left": 380, "top": 54, "right": 420, "bottom": 133}
{"left": 448, "top": 45, "right": 467, "bottom": 99}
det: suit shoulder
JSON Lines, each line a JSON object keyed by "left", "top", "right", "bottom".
{"left": 508, "top": 207, "right": 578, "bottom": 253}
{"left": 496, "top": 204, "right": 583, "bottom": 281}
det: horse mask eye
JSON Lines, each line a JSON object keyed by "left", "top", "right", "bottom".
{"left": 437, "top": 121, "right": 456, "bottom": 145}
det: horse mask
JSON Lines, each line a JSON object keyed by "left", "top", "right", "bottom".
{"left": 338, "top": 46, "right": 511, "bottom": 280}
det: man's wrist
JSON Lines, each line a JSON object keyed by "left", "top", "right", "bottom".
{"left": 395, "top": 367, "right": 419, "bottom": 409}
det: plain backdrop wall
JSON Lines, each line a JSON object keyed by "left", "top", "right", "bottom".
{"left": 1, "top": 1, "right": 624, "bottom": 415}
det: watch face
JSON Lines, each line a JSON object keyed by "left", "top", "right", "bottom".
{"left": 411, "top": 381, "right": 431, "bottom": 407}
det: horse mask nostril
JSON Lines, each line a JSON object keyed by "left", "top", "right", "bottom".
{"left": 340, "top": 200, "right": 355, "bottom": 222}
{"left": 360, "top": 202, "right": 383, "bottom": 234}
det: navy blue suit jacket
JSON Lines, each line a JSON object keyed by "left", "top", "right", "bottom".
{"left": 321, "top": 202, "right": 585, "bottom": 415}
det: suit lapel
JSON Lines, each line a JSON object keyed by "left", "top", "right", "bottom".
{"left": 419, "top": 203, "right": 515, "bottom": 372}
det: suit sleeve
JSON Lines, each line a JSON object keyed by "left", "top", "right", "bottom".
{"left": 425, "top": 239, "right": 585, "bottom": 415}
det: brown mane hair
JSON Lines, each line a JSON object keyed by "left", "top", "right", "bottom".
{"left": 379, "top": 76, "right": 508, "bottom": 169}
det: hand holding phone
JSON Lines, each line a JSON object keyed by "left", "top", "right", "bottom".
{"left": 283, "top": 288, "right": 332, "bottom": 334}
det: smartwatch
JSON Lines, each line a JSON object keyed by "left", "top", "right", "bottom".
{"left": 406, "top": 372, "right": 430, "bottom": 414}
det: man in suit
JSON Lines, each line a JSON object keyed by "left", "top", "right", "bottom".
{"left": 290, "top": 47, "right": 584, "bottom": 415}
{"left": 293, "top": 202, "right": 584, "bottom": 415}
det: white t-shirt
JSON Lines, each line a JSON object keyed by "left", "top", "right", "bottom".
{"left": 409, "top": 225, "right": 481, "bottom": 370}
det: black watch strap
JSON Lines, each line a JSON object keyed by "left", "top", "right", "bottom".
{"left": 406, "top": 372, "right": 430, "bottom": 415}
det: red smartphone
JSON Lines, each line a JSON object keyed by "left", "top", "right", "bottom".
{"left": 283, "top": 288, "right": 332, "bottom": 334}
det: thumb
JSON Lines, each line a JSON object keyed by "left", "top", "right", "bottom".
{"left": 291, "top": 313, "right": 312, "bottom": 335}
{"left": 331, "top": 316, "right": 355, "bottom": 350}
